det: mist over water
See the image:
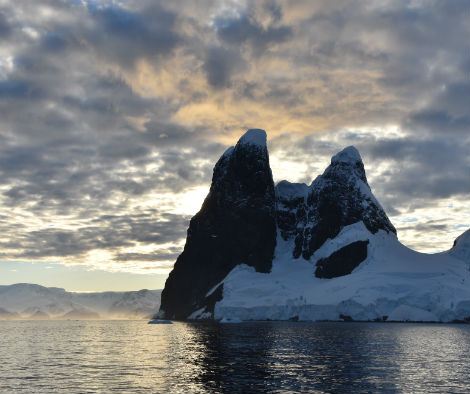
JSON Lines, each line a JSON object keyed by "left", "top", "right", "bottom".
{"left": 1, "top": 321, "right": 468, "bottom": 394}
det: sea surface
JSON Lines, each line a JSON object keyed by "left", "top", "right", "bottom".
{"left": 0, "top": 320, "right": 469, "bottom": 394}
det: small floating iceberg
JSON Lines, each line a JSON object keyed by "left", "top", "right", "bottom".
{"left": 219, "top": 317, "right": 242, "bottom": 323}
{"left": 148, "top": 320, "right": 173, "bottom": 324}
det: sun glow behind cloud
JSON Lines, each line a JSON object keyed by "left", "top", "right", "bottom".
{"left": 176, "top": 186, "right": 209, "bottom": 216}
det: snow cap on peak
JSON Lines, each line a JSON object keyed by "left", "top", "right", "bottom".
{"left": 238, "top": 129, "right": 267, "bottom": 147}
{"left": 331, "top": 146, "right": 362, "bottom": 165}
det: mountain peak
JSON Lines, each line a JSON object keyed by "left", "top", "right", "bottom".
{"left": 278, "top": 144, "right": 395, "bottom": 261}
{"left": 238, "top": 128, "right": 267, "bottom": 147}
{"left": 324, "top": 145, "right": 367, "bottom": 184}
{"left": 331, "top": 145, "right": 362, "bottom": 165}
{"left": 159, "top": 128, "right": 276, "bottom": 319}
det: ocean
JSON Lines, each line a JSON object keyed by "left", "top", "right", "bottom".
{"left": 0, "top": 320, "right": 468, "bottom": 393}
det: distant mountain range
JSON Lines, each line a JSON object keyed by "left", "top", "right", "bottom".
{"left": 158, "top": 129, "right": 469, "bottom": 322}
{"left": 0, "top": 283, "right": 161, "bottom": 320}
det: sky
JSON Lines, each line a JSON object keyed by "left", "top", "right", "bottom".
{"left": 0, "top": 0, "right": 468, "bottom": 291}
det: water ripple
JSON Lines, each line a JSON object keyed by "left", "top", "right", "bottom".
{"left": 0, "top": 321, "right": 468, "bottom": 393}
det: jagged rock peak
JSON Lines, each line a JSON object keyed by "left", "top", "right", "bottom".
{"left": 210, "top": 128, "right": 273, "bottom": 207}
{"left": 238, "top": 128, "right": 267, "bottom": 148}
{"left": 277, "top": 144, "right": 396, "bottom": 262}
{"left": 324, "top": 145, "right": 367, "bottom": 184}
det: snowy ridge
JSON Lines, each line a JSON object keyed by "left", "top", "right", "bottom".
{"left": 447, "top": 229, "right": 470, "bottom": 266}
{"left": 0, "top": 284, "right": 161, "bottom": 319}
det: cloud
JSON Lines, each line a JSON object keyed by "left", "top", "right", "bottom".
{"left": 84, "top": 3, "right": 181, "bottom": 68}
{"left": 0, "top": 0, "right": 467, "bottom": 274}
{"left": 216, "top": 13, "right": 292, "bottom": 56}
{"left": 0, "top": 210, "right": 190, "bottom": 265}
{"left": 203, "top": 46, "right": 246, "bottom": 88}
{"left": 0, "top": 11, "right": 12, "bottom": 39}
{"left": 404, "top": 81, "right": 470, "bottom": 136}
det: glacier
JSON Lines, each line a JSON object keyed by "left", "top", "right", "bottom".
{"left": 212, "top": 224, "right": 469, "bottom": 322}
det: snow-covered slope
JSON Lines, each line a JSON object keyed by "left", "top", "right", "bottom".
{"left": 447, "top": 229, "right": 470, "bottom": 266}
{"left": 213, "top": 223, "right": 469, "bottom": 322}
{"left": 0, "top": 284, "right": 161, "bottom": 319}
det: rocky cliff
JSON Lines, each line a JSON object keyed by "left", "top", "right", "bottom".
{"left": 159, "top": 129, "right": 277, "bottom": 320}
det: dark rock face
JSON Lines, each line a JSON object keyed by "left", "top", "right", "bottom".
{"left": 159, "top": 129, "right": 277, "bottom": 320}
{"left": 277, "top": 146, "right": 395, "bottom": 261}
{"left": 315, "top": 240, "right": 369, "bottom": 278}
{"left": 159, "top": 135, "right": 397, "bottom": 320}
